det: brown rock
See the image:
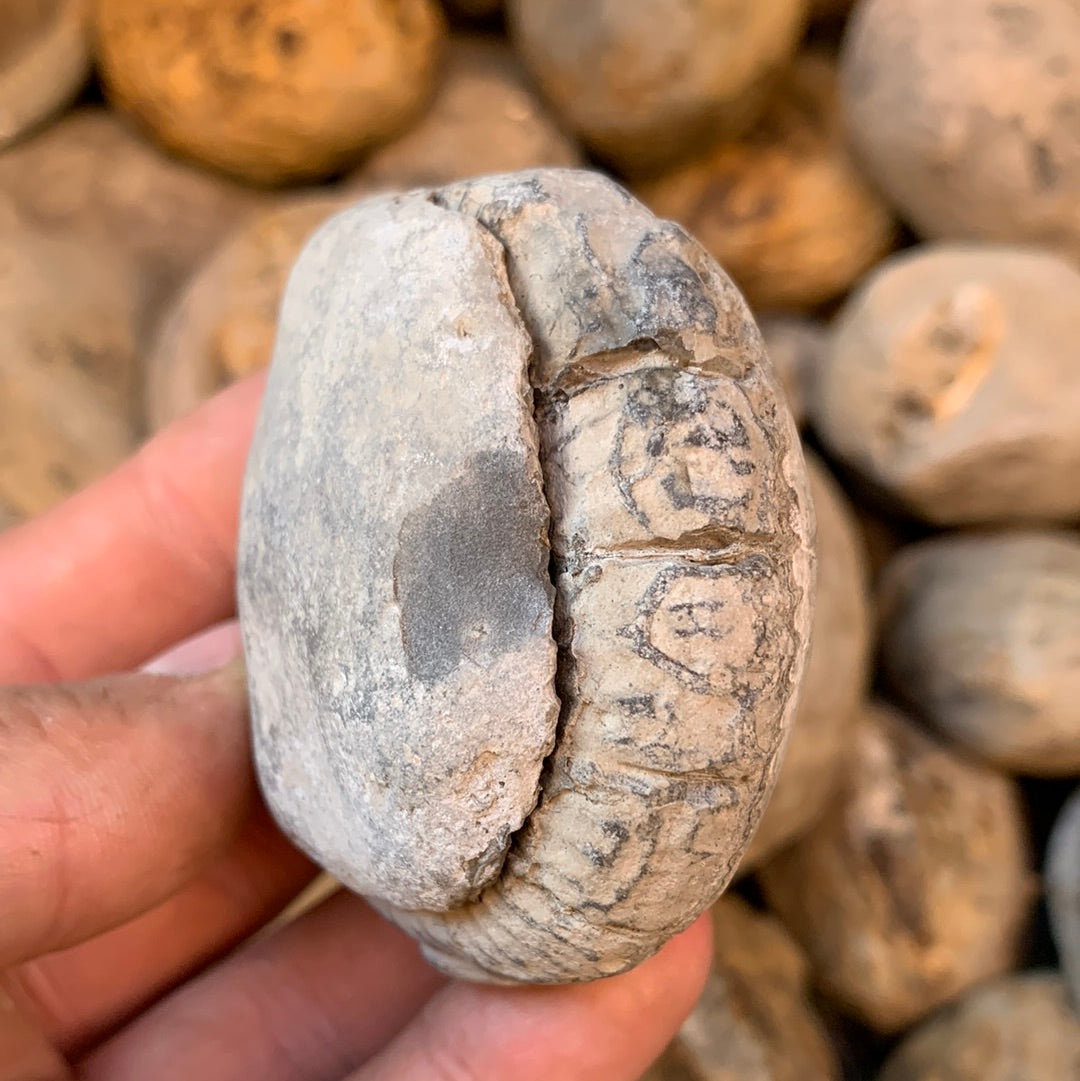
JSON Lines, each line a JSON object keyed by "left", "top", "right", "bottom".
{"left": 653, "top": 896, "right": 839, "bottom": 1081}
{"left": 94, "top": 0, "right": 447, "bottom": 185}
{"left": 636, "top": 52, "right": 895, "bottom": 310}
{"left": 842, "top": 0, "right": 1080, "bottom": 261}
{"left": 0, "top": 0, "right": 89, "bottom": 148}
{"left": 1047, "top": 788, "right": 1080, "bottom": 1012}
{"left": 239, "top": 169, "right": 813, "bottom": 984}
{"left": 810, "top": 244, "right": 1080, "bottom": 525}
{"left": 0, "top": 225, "right": 141, "bottom": 518}
{"left": 877, "top": 972, "right": 1080, "bottom": 1081}
{"left": 507, "top": 0, "right": 809, "bottom": 176}
{"left": 740, "top": 451, "right": 871, "bottom": 870}
{"left": 350, "top": 35, "right": 581, "bottom": 192}
{"left": 759, "top": 701, "right": 1032, "bottom": 1034}
{"left": 879, "top": 531, "right": 1080, "bottom": 777}
{"left": 146, "top": 192, "right": 355, "bottom": 430}
{"left": 0, "top": 108, "right": 263, "bottom": 322}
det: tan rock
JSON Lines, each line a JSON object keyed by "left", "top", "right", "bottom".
{"left": 0, "top": 0, "right": 89, "bottom": 148}
{"left": 759, "top": 701, "right": 1033, "bottom": 1034}
{"left": 0, "top": 108, "right": 262, "bottom": 321}
{"left": 810, "top": 244, "right": 1080, "bottom": 525}
{"left": 842, "top": 0, "right": 1080, "bottom": 261}
{"left": 877, "top": 972, "right": 1080, "bottom": 1081}
{"left": 239, "top": 169, "right": 813, "bottom": 984}
{"left": 652, "top": 896, "right": 839, "bottom": 1081}
{"left": 879, "top": 532, "right": 1080, "bottom": 777}
{"left": 740, "top": 451, "right": 871, "bottom": 870}
{"left": 636, "top": 53, "right": 895, "bottom": 310}
{"left": 94, "top": 0, "right": 447, "bottom": 185}
{"left": 507, "top": 0, "right": 809, "bottom": 176}
{"left": 146, "top": 192, "right": 355, "bottom": 430}
{"left": 350, "top": 35, "right": 581, "bottom": 192}
{"left": 0, "top": 225, "right": 141, "bottom": 518}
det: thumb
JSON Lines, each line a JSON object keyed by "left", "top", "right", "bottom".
{"left": 0, "top": 661, "right": 253, "bottom": 968}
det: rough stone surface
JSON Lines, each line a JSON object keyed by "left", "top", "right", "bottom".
{"left": 810, "top": 244, "right": 1080, "bottom": 525}
{"left": 0, "top": 224, "right": 140, "bottom": 518}
{"left": 0, "top": 108, "right": 263, "bottom": 323}
{"left": 240, "top": 168, "right": 813, "bottom": 984}
{"left": 1047, "top": 788, "right": 1080, "bottom": 1012}
{"left": 94, "top": 0, "right": 447, "bottom": 185}
{"left": 635, "top": 52, "right": 896, "bottom": 311}
{"left": 759, "top": 701, "right": 1032, "bottom": 1034}
{"left": 507, "top": 0, "right": 809, "bottom": 176}
{"left": 649, "top": 896, "right": 839, "bottom": 1081}
{"left": 147, "top": 193, "right": 355, "bottom": 430}
{"left": 877, "top": 972, "right": 1080, "bottom": 1081}
{"left": 0, "top": 0, "right": 89, "bottom": 149}
{"left": 350, "top": 36, "right": 581, "bottom": 192}
{"left": 740, "top": 451, "right": 871, "bottom": 871}
{"left": 879, "top": 532, "right": 1080, "bottom": 777}
{"left": 759, "top": 316, "right": 827, "bottom": 430}
{"left": 842, "top": 0, "right": 1080, "bottom": 262}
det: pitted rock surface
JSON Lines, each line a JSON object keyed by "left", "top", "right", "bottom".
{"left": 239, "top": 169, "right": 813, "bottom": 983}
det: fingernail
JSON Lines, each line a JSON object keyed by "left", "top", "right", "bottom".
{"left": 143, "top": 620, "right": 243, "bottom": 677}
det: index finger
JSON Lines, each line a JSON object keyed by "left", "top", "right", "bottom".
{"left": 0, "top": 374, "right": 264, "bottom": 685}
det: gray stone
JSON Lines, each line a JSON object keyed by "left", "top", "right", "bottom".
{"left": 1046, "top": 787, "right": 1080, "bottom": 1011}
{"left": 239, "top": 168, "right": 813, "bottom": 983}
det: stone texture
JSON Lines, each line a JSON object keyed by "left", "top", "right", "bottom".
{"left": 650, "top": 896, "right": 839, "bottom": 1081}
{"left": 507, "top": 0, "right": 809, "bottom": 176}
{"left": 759, "top": 315, "right": 827, "bottom": 430}
{"left": 810, "top": 244, "right": 1080, "bottom": 525}
{"left": 1047, "top": 788, "right": 1080, "bottom": 1012}
{"left": 635, "top": 52, "right": 896, "bottom": 311}
{"left": 759, "top": 701, "right": 1032, "bottom": 1034}
{"left": 740, "top": 451, "right": 871, "bottom": 871}
{"left": 350, "top": 36, "right": 581, "bottom": 193}
{"left": 146, "top": 192, "right": 355, "bottom": 429}
{"left": 0, "top": 108, "right": 263, "bottom": 324}
{"left": 0, "top": 0, "right": 89, "bottom": 149}
{"left": 240, "top": 168, "right": 813, "bottom": 984}
{"left": 879, "top": 532, "right": 1080, "bottom": 777}
{"left": 842, "top": 0, "right": 1080, "bottom": 262}
{"left": 0, "top": 224, "right": 141, "bottom": 518}
{"left": 94, "top": 0, "right": 446, "bottom": 185}
{"left": 877, "top": 972, "right": 1080, "bottom": 1081}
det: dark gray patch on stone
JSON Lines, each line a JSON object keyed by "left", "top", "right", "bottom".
{"left": 394, "top": 448, "right": 553, "bottom": 685}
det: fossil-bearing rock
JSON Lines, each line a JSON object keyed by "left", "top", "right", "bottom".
{"left": 238, "top": 168, "right": 813, "bottom": 983}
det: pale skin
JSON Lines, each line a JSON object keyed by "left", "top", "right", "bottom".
{"left": 0, "top": 373, "right": 712, "bottom": 1081}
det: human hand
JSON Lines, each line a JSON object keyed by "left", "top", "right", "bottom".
{"left": 0, "top": 375, "right": 712, "bottom": 1081}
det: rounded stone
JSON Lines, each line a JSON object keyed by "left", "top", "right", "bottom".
{"left": 841, "top": 0, "right": 1080, "bottom": 261}
{"left": 650, "top": 896, "right": 839, "bottom": 1081}
{"left": 238, "top": 168, "right": 813, "bottom": 984}
{"left": 879, "top": 532, "right": 1080, "bottom": 777}
{"left": 1047, "top": 788, "right": 1080, "bottom": 1012}
{"left": 0, "top": 224, "right": 141, "bottom": 518}
{"left": 809, "top": 244, "right": 1080, "bottom": 525}
{"left": 0, "top": 0, "right": 90, "bottom": 149}
{"left": 877, "top": 972, "right": 1080, "bottom": 1081}
{"left": 0, "top": 108, "right": 263, "bottom": 322}
{"left": 635, "top": 52, "right": 896, "bottom": 311}
{"left": 350, "top": 35, "right": 581, "bottom": 193}
{"left": 759, "top": 701, "right": 1032, "bottom": 1034}
{"left": 758, "top": 315, "right": 827, "bottom": 430}
{"left": 94, "top": 0, "right": 447, "bottom": 185}
{"left": 146, "top": 193, "right": 354, "bottom": 430}
{"left": 507, "top": 0, "right": 809, "bottom": 176}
